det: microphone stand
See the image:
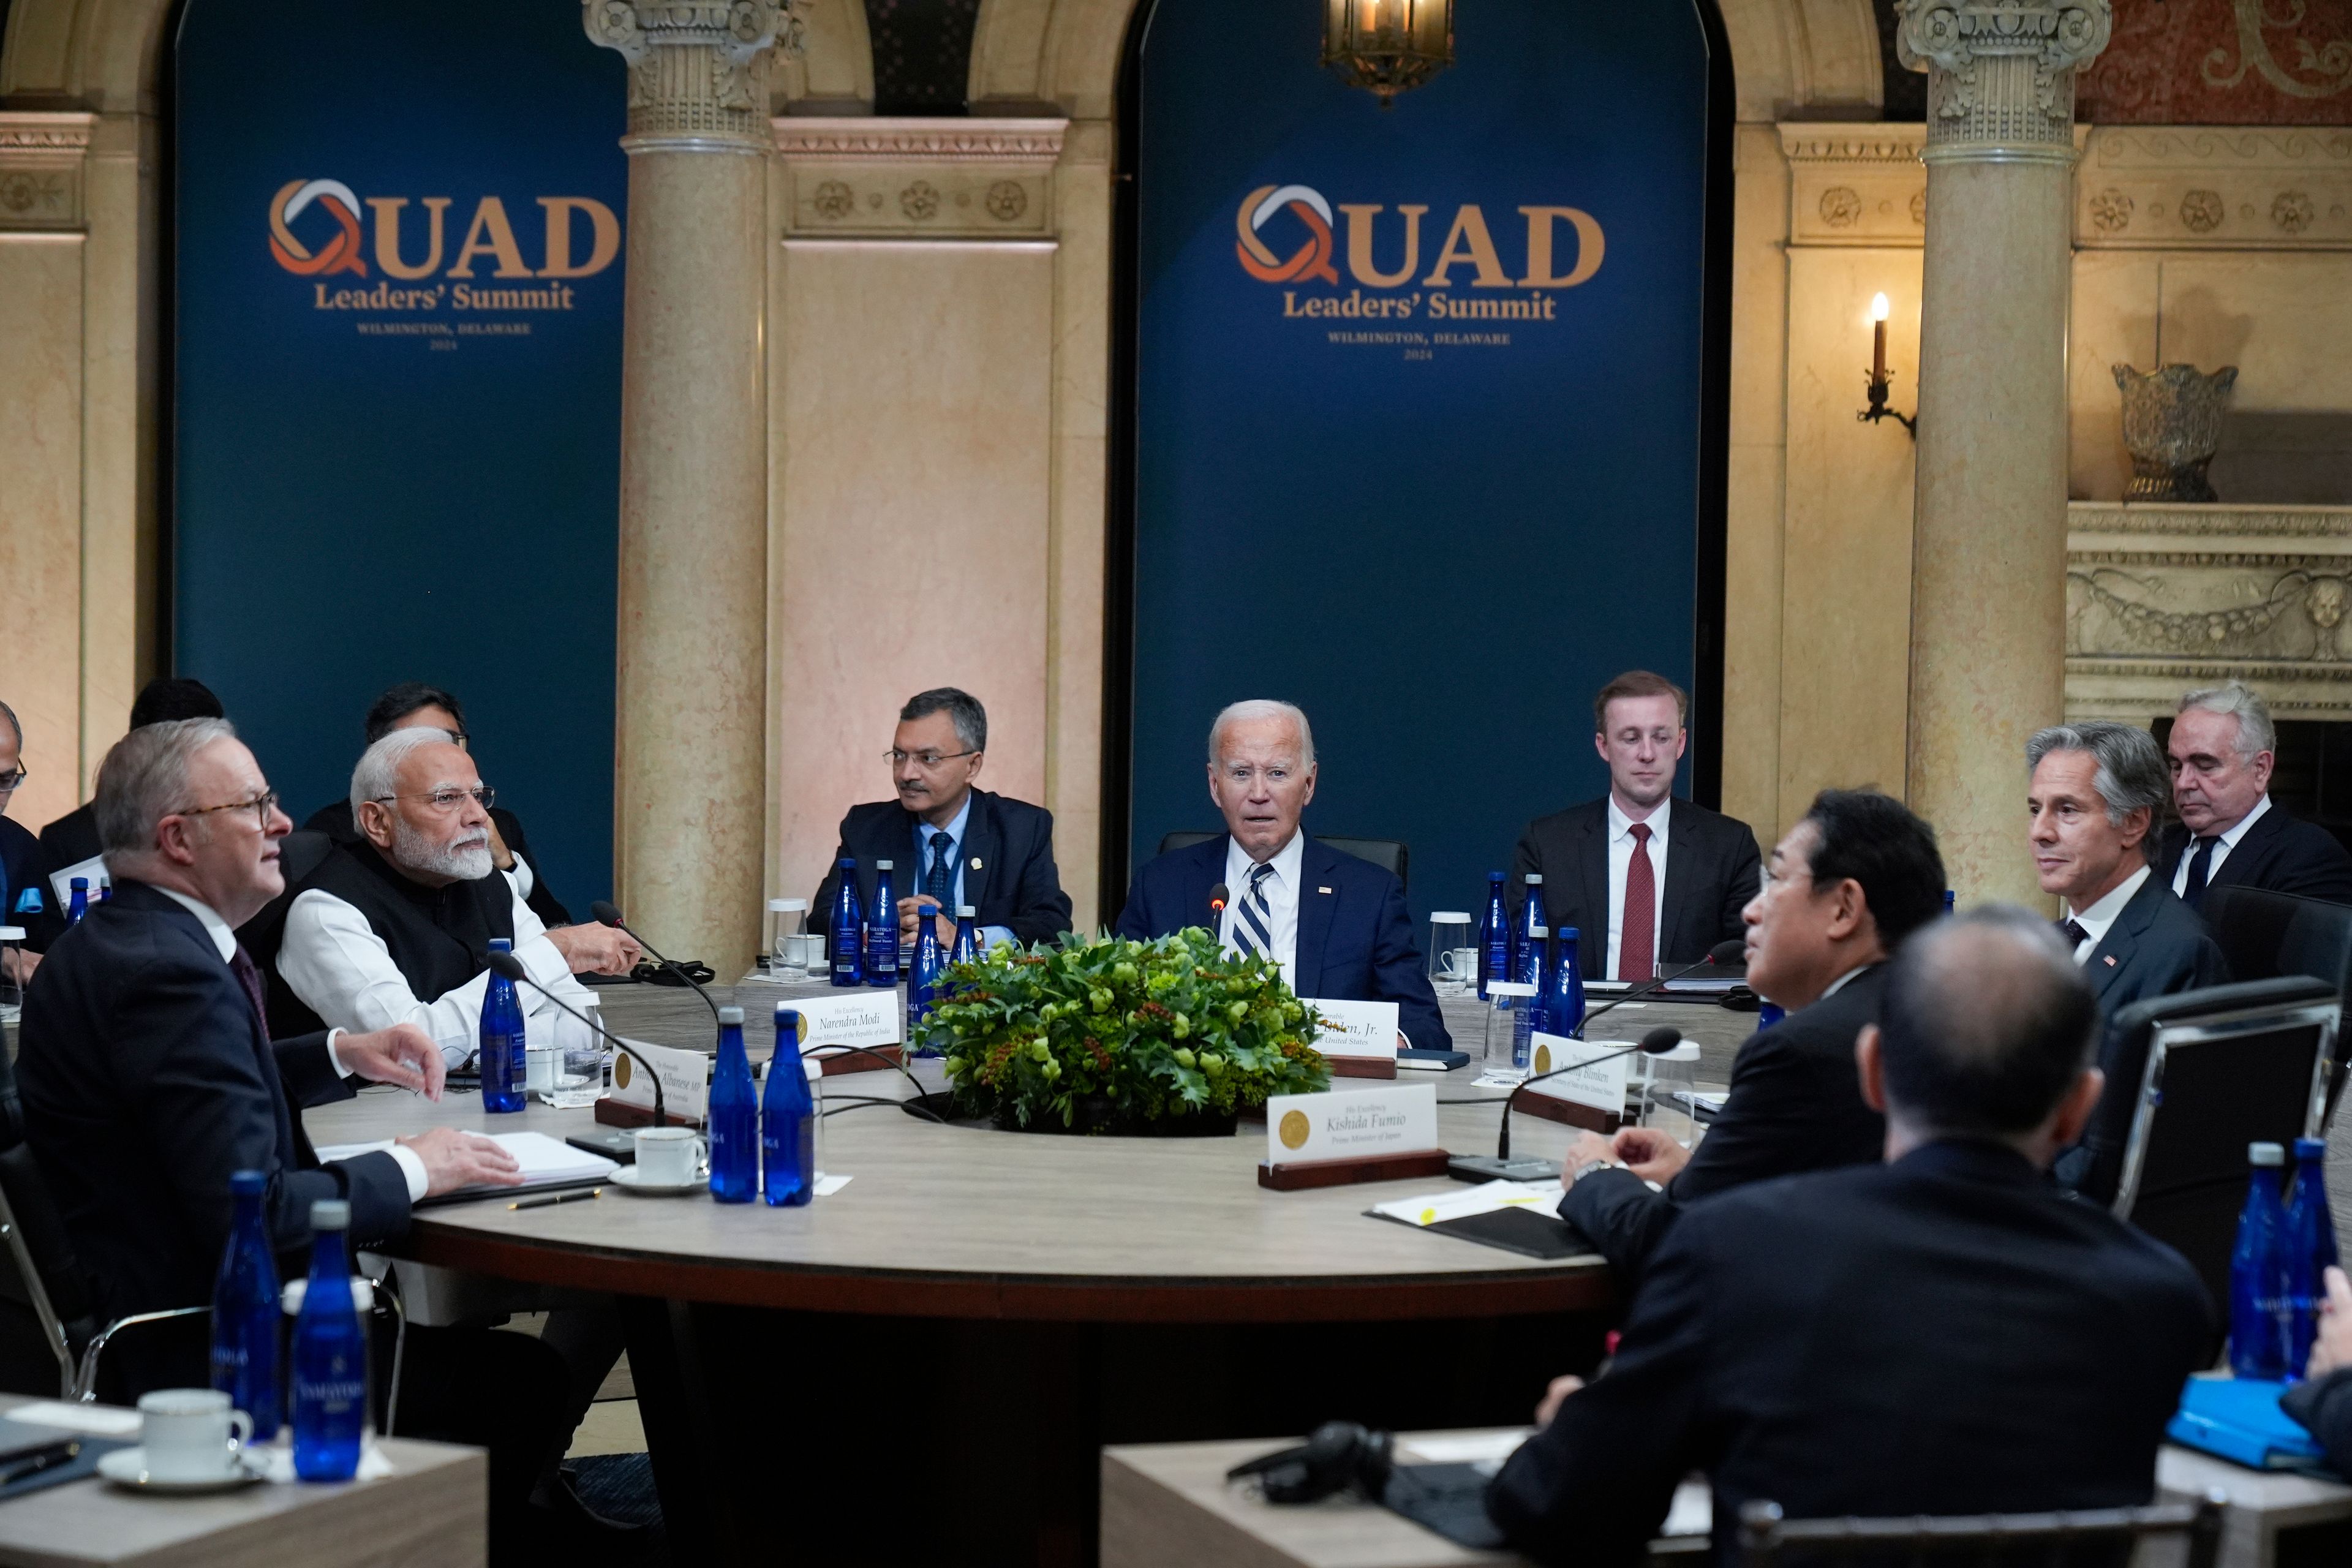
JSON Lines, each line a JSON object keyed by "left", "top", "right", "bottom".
{"left": 1447, "top": 1027, "right": 1684, "bottom": 1185}
{"left": 486, "top": 951, "right": 669, "bottom": 1156}
{"left": 1573, "top": 940, "right": 1746, "bottom": 1040}
{"left": 590, "top": 898, "right": 722, "bottom": 1038}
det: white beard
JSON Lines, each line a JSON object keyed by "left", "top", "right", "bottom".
{"left": 393, "top": 818, "right": 494, "bottom": 883}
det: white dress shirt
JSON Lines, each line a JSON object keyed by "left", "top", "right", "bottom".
{"left": 278, "top": 867, "right": 594, "bottom": 1072}
{"left": 1223, "top": 830, "right": 1305, "bottom": 981}
{"left": 2170, "top": 793, "right": 2270, "bottom": 898}
{"left": 1605, "top": 797, "right": 1672, "bottom": 978}
{"left": 154, "top": 885, "right": 428, "bottom": 1202}
{"left": 2064, "top": 864, "right": 2150, "bottom": 963}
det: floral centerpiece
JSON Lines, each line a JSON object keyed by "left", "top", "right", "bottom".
{"left": 914, "top": 927, "right": 1331, "bottom": 1134}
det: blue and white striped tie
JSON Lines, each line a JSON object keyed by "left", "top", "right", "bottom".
{"left": 1231, "top": 862, "right": 1276, "bottom": 963}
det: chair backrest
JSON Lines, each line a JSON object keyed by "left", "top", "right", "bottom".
{"left": 1737, "top": 1494, "right": 2222, "bottom": 1568}
{"left": 0, "top": 1144, "right": 95, "bottom": 1396}
{"left": 2203, "top": 884, "right": 2352, "bottom": 1122}
{"left": 1155, "top": 832, "right": 1409, "bottom": 892}
{"left": 2095, "top": 978, "right": 2337, "bottom": 1311}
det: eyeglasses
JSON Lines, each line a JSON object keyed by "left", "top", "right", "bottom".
{"left": 180, "top": 790, "right": 279, "bottom": 831}
{"left": 0, "top": 767, "right": 24, "bottom": 792}
{"left": 371, "top": 785, "right": 496, "bottom": 814}
{"left": 886, "top": 749, "right": 979, "bottom": 770}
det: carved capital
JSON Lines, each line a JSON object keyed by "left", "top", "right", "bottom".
{"left": 582, "top": 1, "right": 806, "bottom": 146}
{"left": 1896, "top": 0, "right": 2111, "bottom": 156}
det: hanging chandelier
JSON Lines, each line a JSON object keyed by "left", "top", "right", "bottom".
{"left": 1321, "top": 0, "right": 1455, "bottom": 108}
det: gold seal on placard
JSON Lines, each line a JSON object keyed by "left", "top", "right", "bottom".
{"left": 614, "top": 1055, "right": 633, "bottom": 1088}
{"left": 1278, "top": 1109, "right": 1311, "bottom": 1151}
{"left": 1534, "top": 1042, "right": 1553, "bottom": 1074}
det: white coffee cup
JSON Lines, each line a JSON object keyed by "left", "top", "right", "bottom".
{"left": 633, "top": 1126, "right": 707, "bottom": 1185}
{"left": 137, "top": 1388, "right": 252, "bottom": 1483}
{"left": 782, "top": 933, "right": 822, "bottom": 974}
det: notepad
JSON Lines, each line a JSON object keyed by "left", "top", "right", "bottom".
{"left": 317, "top": 1131, "right": 617, "bottom": 1205}
{"left": 1366, "top": 1181, "right": 1597, "bottom": 1261}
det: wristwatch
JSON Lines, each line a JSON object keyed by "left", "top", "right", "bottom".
{"left": 1569, "top": 1158, "right": 1623, "bottom": 1185}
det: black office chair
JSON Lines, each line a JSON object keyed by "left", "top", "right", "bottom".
{"left": 0, "top": 1143, "right": 205, "bottom": 1400}
{"left": 2083, "top": 978, "right": 2338, "bottom": 1314}
{"left": 1157, "top": 832, "right": 1409, "bottom": 892}
{"left": 1737, "top": 1494, "right": 2222, "bottom": 1568}
{"left": 2203, "top": 884, "right": 2352, "bottom": 1123}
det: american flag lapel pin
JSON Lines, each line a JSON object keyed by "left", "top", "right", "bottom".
{"left": 1317, "top": 886, "right": 1333, "bottom": 894}
{"left": 2103, "top": 954, "right": 2118, "bottom": 967}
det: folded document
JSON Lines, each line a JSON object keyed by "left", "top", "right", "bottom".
{"left": 315, "top": 1131, "right": 617, "bottom": 1205}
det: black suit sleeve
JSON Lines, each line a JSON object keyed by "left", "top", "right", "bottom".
{"left": 1488, "top": 1210, "right": 1713, "bottom": 1566}
{"left": 1004, "top": 809, "right": 1074, "bottom": 947}
{"left": 123, "top": 957, "right": 405, "bottom": 1257}
{"left": 1714, "top": 823, "right": 1764, "bottom": 947}
{"left": 1367, "top": 873, "right": 1450, "bottom": 1053}
{"left": 273, "top": 1031, "right": 357, "bottom": 1110}
{"left": 1558, "top": 1166, "right": 1676, "bottom": 1279}
{"left": 2284, "top": 1368, "right": 2352, "bottom": 1480}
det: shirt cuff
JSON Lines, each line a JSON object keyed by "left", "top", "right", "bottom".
{"left": 385, "top": 1142, "right": 430, "bottom": 1204}
{"left": 981, "top": 924, "right": 1017, "bottom": 952}
{"left": 326, "top": 1028, "right": 352, "bottom": 1078}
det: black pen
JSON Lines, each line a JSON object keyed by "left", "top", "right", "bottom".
{"left": 510, "top": 1188, "right": 601, "bottom": 1211}
{"left": 0, "top": 1441, "right": 80, "bottom": 1486}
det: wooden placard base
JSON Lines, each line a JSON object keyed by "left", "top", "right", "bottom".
{"left": 593, "top": 1098, "right": 702, "bottom": 1130}
{"left": 1325, "top": 1055, "right": 1398, "bottom": 1080}
{"left": 1257, "top": 1148, "right": 1452, "bottom": 1191}
{"left": 809, "top": 1045, "right": 906, "bottom": 1077}
{"left": 1513, "top": 1093, "right": 1621, "bottom": 1136}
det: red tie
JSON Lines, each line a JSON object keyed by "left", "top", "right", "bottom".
{"left": 1618, "top": 822, "right": 1656, "bottom": 983}
{"left": 230, "top": 944, "right": 271, "bottom": 1030}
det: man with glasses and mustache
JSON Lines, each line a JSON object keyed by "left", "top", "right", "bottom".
{"left": 273, "top": 727, "right": 602, "bottom": 1071}
{"left": 0, "top": 698, "right": 37, "bottom": 989}
{"left": 811, "top": 687, "right": 1074, "bottom": 954}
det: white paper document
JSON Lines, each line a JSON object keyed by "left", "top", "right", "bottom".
{"left": 3, "top": 1401, "right": 140, "bottom": 1437}
{"left": 318, "top": 1131, "right": 616, "bottom": 1200}
{"left": 1368, "top": 1179, "right": 1564, "bottom": 1228}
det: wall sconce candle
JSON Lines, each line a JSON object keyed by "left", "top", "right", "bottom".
{"left": 1859, "top": 291, "right": 1917, "bottom": 438}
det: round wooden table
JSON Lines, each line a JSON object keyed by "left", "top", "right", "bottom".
{"left": 304, "top": 981, "right": 1757, "bottom": 1567}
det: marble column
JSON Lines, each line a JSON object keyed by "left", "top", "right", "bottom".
{"left": 1898, "top": 0, "right": 2109, "bottom": 905}
{"left": 585, "top": 1, "right": 800, "bottom": 976}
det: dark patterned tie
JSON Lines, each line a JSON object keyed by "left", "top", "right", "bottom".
{"left": 2056, "top": 918, "right": 2092, "bottom": 956}
{"left": 1618, "top": 823, "right": 1657, "bottom": 983}
{"left": 229, "top": 943, "right": 270, "bottom": 1028}
{"left": 926, "top": 832, "right": 956, "bottom": 907}
{"left": 2182, "top": 835, "right": 2220, "bottom": 913}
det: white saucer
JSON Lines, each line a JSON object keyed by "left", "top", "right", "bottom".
{"left": 97, "top": 1446, "right": 267, "bottom": 1493}
{"left": 611, "top": 1166, "right": 706, "bottom": 1196}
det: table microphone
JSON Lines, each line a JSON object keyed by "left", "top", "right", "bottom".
{"left": 1575, "top": 939, "right": 1746, "bottom": 1039}
{"left": 1207, "top": 883, "right": 1229, "bottom": 935}
{"left": 1446, "top": 1026, "right": 1684, "bottom": 1185}
{"left": 486, "top": 949, "right": 668, "bottom": 1157}
{"left": 591, "top": 898, "right": 721, "bottom": 1037}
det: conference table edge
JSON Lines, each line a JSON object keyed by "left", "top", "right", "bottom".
{"left": 394, "top": 1225, "right": 1619, "bottom": 1322}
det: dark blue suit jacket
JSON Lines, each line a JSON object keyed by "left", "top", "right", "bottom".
{"left": 15, "top": 881, "right": 410, "bottom": 1363}
{"left": 1112, "top": 834, "right": 1451, "bottom": 1052}
{"left": 810, "top": 788, "right": 1074, "bottom": 949}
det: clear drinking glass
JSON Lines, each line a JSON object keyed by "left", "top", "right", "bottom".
{"left": 1638, "top": 1039, "right": 1702, "bottom": 1142}
{"left": 1427, "top": 912, "right": 1475, "bottom": 997}
{"left": 0, "top": 925, "right": 21, "bottom": 1023}
{"left": 546, "top": 996, "right": 609, "bottom": 1108}
{"left": 1482, "top": 981, "right": 1537, "bottom": 1078}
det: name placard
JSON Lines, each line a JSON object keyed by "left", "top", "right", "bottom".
{"left": 608, "top": 1037, "right": 710, "bottom": 1123}
{"left": 1521, "top": 1033, "right": 1632, "bottom": 1115}
{"left": 784, "top": 992, "right": 903, "bottom": 1055}
{"left": 1300, "top": 997, "right": 1400, "bottom": 1061}
{"left": 1264, "top": 1084, "right": 1438, "bottom": 1166}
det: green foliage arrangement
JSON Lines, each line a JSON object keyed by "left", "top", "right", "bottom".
{"left": 916, "top": 928, "right": 1332, "bottom": 1132}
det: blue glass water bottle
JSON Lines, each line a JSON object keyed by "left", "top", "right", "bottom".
{"left": 2230, "top": 1141, "right": 2294, "bottom": 1381}
{"left": 1479, "top": 872, "right": 1510, "bottom": 1001}
{"left": 952, "top": 903, "right": 980, "bottom": 965}
{"left": 66, "top": 877, "right": 88, "bottom": 926}
{"left": 211, "top": 1170, "right": 282, "bottom": 1439}
{"left": 478, "top": 937, "right": 526, "bottom": 1113}
{"left": 1550, "top": 927, "right": 1588, "bottom": 1039}
{"left": 866, "top": 859, "right": 900, "bottom": 986}
{"left": 762, "top": 1008, "right": 817, "bottom": 1207}
{"left": 2287, "top": 1136, "right": 2338, "bottom": 1372}
{"left": 707, "top": 1005, "right": 758, "bottom": 1202}
{"left": 1941, "top": 889, "right": 1956, "bottom": 916}
{"left": 1518, "top": 875, "right": 1548, "bottom": 971}
{"left": 829, "top": 858, "right": 865, "bottom": 987}
{"left": 908, "top": 906, "right": 947, "bottom": 1039}
{"left": 292, "top": 1200, "right": 366, "bottom": 1481}
{"left": 1758, "top": 1001, "right": 1787, "bottom": 1031}
{"left": 1519, "top": 924, "right": 1551, "bottom": 1036}
{"left": 98, "top": 877, "right": 112, "bottom": 902}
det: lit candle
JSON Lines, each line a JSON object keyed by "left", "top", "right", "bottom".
{"left": 1870, "top": 292, "right": 1890, "bottom": 385}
